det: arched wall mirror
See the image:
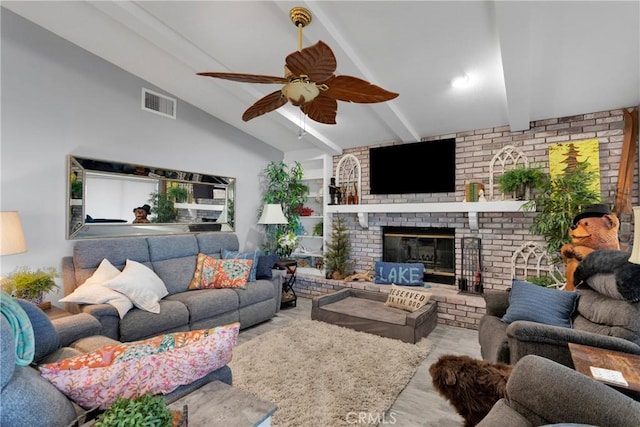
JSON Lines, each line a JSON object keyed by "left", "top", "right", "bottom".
{"left": 67, "top": 155, "right": 236, "bottom": 239}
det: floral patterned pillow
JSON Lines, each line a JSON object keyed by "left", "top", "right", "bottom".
{"left": 39, "top": 323, "right": 240, "bottom": 409}
{"left": 189, "top": 254, "right": 251, "bottom": 289}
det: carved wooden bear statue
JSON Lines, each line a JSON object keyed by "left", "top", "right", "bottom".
{"left": 561, "top": 204, "right": 620, "bottom": 291}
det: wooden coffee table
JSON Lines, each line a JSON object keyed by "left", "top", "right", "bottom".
{"left": 569, "top": 343, "right": 640, "bottom": 392}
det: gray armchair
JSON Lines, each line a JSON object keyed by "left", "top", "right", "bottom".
{"left": 478, "top": 281, "right": 640, "bottom": 367}
{"left": 477, "top": 355, "right": 640, "bottom": 426}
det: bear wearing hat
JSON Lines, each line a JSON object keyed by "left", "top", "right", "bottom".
{"left": 132, "top": 204, "right": 151, "bottom": 224}
{"left": 560, "top": 203, "right": 620, "bottom": 290}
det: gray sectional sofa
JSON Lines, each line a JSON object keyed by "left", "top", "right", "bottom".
{"left": 62, "top": 232, "right": 281, "bottom": 342}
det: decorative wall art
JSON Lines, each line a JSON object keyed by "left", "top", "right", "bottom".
{"left": 548, "top": 139, "right": 601, "bottom": 195}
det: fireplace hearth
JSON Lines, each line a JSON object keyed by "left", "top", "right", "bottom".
{"left": 382, "top": 226, "right": 455, "bottom": 284}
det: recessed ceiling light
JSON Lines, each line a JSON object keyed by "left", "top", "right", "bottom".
{"left": 451, "top": 74, "right": 471, "bottom": 88}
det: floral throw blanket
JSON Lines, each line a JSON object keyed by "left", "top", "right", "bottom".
{"left": 39, "top": 322, "right": 239, "bottom": 409}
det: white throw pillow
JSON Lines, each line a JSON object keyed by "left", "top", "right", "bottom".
{"left": 102, "top": 259, "right": 168, "bottom": 314}
{"left": 60, "top": 258, "right": 133, "bottom": 318}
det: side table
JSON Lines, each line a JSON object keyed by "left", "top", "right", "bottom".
{"left": 275, "top": 259, "right": 297, "bottom": 308}
{"left": 569, "top": 342, "right": 640, "bottom": 396}
{"left": 44, "top": 306, "right": 72, "bottom": 320}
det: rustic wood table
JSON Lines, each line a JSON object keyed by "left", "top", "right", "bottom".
{"left": 569, "top": 342, "right": 640, "bottom": 393}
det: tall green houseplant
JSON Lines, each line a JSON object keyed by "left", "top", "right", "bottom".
{"left": 524, "top": 161, "right": 600, "bottom": 258}
{"left": 324, "top": 216, "right": 353, "bottom": 280}
{"left": 260, "top": 161, "right": 308, "bottom": 255}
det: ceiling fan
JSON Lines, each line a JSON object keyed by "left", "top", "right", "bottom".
{"left": 197, "top": 7, "right": 398, "bottom": 125}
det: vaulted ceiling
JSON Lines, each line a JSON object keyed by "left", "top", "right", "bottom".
{"left": 4, "top": 1, "right": 639, "bottom": 155}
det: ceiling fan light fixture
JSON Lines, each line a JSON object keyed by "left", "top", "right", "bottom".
{"left": 282, "top": 80, "right": 320, "bottom": 106}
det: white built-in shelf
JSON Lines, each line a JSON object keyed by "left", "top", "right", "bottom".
{"left": 298, "top": 235, "right": 322, "bottom": 240}
{"left": 291, "top": 251, "right": 324, "bottom": 257}
{"left": 326, "top": 201, "right": 531, "bottom": 231}
{"left": 299, "top": 215, "right": 323, "bottom": 219}
{"left": 174, "top": 203, "right": 224, "bottom": 211}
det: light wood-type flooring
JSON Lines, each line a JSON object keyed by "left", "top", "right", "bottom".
{"left": 237, "top": 296, "right": 481, "bottom": 426}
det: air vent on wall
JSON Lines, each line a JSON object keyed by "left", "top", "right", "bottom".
{"left": 142, "top": 88, "right": 176, "bottom": 119}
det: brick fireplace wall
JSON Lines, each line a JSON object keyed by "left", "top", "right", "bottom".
{"left": 330, "top": 107, "right": 637, "bottom": 293}
{"left": 294, "top": 107, "right": 636, "bottom": 330}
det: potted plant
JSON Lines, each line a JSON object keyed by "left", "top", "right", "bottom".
{"left": 1, "top": 267, "right": 59, "bottom": 307}
{"left": 260, "top": 161, "right": 308, "bottom": 255}
{"left": 324, "top": 216, "right": 353, "bottom": 280}
{"left": 95, "top": 394, "right": 186, "bottom": 427}
{"left": 149, "top": 191, "right": 177, "bottom": 223}
{"left": 523, "top": 161, "right": 600, "bottom": 260}
{"left": 497, "top": 165, "right": 546, "bottom": 200}
{"left": 166, "top": 186, "right": 189, "bottom": 203}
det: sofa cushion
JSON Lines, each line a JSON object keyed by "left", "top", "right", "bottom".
{"left": 501, "top": 280, "right": 579, "bottom": 328}
{"left": 166, "top": 289, "right": 239, "bottom": 323}
{"left": 573, "top": 289, "right": 640, "bottom": 344}
{"left": 256, "top": 254, "right": 279, "bottom": 279}
{"left": 2, "top": 365, "right": 77, "bottom": 426}
{"left": 147, "top": 235, "right": 199, "bottom": 295}
{"left": 103, "top": 259, "right": 168, "bottom": 314}
{"left": 72, "top": 237, "right": 151, "bottom": 285}
{"left": 119, "top": 300, "right": 189, "bottom": 342}
{"left": 196, "top": 232, "right": 239, "bottom": 256}
{"left": 60, "top": 258, "right": 133, "bottom": 318}
{"left": 39, "top": 323, "right": 240, "bottom": 409}
{"left": 233, "top": 280, "right": 276, "bottom": 308}
{"left": 14, "top": 299, "right": 59, "bottom": 364}
{"left": 222, "top": 249, "right": 259, "bottom": 282}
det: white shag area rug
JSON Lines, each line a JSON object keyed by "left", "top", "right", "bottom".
{"left": 228, "top": 319, "right": 431, "bottom": 427}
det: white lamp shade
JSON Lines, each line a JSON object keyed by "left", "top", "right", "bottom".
{"left": 258, "top": 204, "right": 288, "bottom": 225}
{"left": 1, "top": 211, "right": 27, "bottom": 255}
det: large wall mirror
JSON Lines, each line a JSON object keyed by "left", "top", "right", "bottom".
{"left": 67, "top": 156, "right": 235, "bottom": 239}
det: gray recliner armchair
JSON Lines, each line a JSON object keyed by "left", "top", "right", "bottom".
{"left": 477, "top": 354, "right": 640, "bottom": 426}
{"left": 478, "top": 278, "right": 640, "bottom": 367}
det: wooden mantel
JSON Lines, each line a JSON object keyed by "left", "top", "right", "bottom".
{"left": 325, "top": 201, "right": 530, "bottom": 230}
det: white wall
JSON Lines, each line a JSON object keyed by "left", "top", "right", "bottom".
{"left": 0, "top": 9, "right": 282, "bottom": 303}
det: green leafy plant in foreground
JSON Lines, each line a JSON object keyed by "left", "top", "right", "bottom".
{"left": 95, "top": 394, "right": 172, "bottom": 427}
{"left": 1, "top": 267, "right": 59, "bottom": 301}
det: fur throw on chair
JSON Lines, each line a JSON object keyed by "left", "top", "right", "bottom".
{"left": 429, "top": 355, "right": 513, "bottom": 427}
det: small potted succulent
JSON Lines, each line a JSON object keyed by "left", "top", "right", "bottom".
{"left": 95, "top": 394, "right": 186, "bottom": 427}
{"left": 1, "top": 267, "right": 59, "bottom": 308}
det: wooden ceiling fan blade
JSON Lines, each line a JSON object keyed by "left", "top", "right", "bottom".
{"left": 197, "top": 72, "right": 288, "bottom": 85}
{"left": 323, "top": 75, "right": 398, "bottom": 103}
{"left": 301, "top": 93, "right": 337, "bottom": 124}
{"left": 285, "top": 41, "right": 336, "bottom": 83}
{"left": 242, "top": 90, "right": 288, "bottom": 121}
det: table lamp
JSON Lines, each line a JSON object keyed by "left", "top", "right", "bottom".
{"left": 258, "top": 204, "right": 288, "bottom": 255}
{"left": 257, "top": 204, "right": 288, "bottom": 225}
{"left": 1, "top": 211, "right": 27, "bottom": 256}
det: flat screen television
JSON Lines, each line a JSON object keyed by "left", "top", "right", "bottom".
{"left": 369, "top": 138, "right": 456, "bottom": 194}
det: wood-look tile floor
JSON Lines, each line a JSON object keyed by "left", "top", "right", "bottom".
{"left": 237, "top": 297, "right": 481, "bottom": 426}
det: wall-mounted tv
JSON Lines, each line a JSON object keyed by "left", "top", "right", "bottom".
{"left": 369, "top": 138, "right": 456, "bottom": 195}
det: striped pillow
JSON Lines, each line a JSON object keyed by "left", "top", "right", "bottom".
{"left": 501, "top": 279, "right": 579, "bottom": 328}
